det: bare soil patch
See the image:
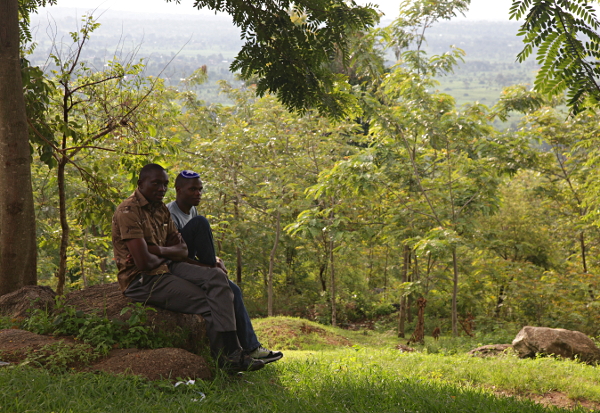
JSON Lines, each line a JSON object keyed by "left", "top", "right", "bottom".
{"left": 0, "top": 329, "right": 68, "bottom": 352}
{"left": 90, "top": 347, "right": 211, "bottom": 381}
{"left": 494, "top": 388, "right": 600, "bottom": 411}
{"left": 256, "top": 318, "right": 352, "bottom": 349}
{"left": 0, "top": 329, "right": 211, "bottom": 380}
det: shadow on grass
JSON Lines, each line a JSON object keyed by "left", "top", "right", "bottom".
{"left": 0, "top": 361, "right": 585, "bottom": 413}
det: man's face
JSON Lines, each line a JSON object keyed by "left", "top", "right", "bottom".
{"left": 177, "top": 177, "right": 203, "bottom": 207}
{"left": 138, "top": 169, "right": 169, "bottom": 204}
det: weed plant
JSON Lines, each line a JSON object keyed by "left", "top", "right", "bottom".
{"left": 18, "top": 342, "right": 101, "bottom": 373}
{"left": 20, "top": 299, "right": 180, "bottom": 353}
{"left": 0, "top": 316, "right": 19, "bottom": 330}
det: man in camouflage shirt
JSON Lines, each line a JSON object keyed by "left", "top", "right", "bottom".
{"left": 111, "top": 163, "right": 264, "bottom": 372}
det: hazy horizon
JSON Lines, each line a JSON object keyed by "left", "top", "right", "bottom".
{"left": 39, "top": 0, "right": 515, "bottom": 22}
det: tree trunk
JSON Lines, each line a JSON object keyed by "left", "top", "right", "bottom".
{"left": 232, "top": 167, "right": 243, "bottom": 285}
{"left": 383, "top": 245, "right": 389, "bottom": 298}
{"left": 398, "top": 245, "right": 410, "bottom": 338}
{"left": 235, "top": 246, "right": 242, "bottom": 285}
{"left": 0, "top": 0, "right": 38, "bottom": 295}
{"left": 80, "top": 229, "right": 88, "bottom": 288}
{"left": 318, "top": 261, "right": 327, "bottom": 292}
{"left": 329, "top": 238, "right": 336, "bottom": 327}
{"left": 56, "top": 158, "right": 69, "bottom": 295}
{"left": 580, "top": 231, "right": 588, "bottom": 273}
{"left": 267, "top": 211, "right": 281, "bottom": 317}
{"left": 407, "top": 252, "right": 413, "bottom": 323}
{"left": 451, "top": 247, "right": 459, "bottom": 337}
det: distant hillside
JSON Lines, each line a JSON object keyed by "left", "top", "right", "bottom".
{"left": 29, "top": 10, "right": 534, "bottom": 109}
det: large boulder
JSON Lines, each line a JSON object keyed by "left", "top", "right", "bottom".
{"left": 0, "top": 285, "right": 56, "bottom": 318}
{"left": 63, "top": 283, "right": 209, "bottom": 355}
{"left": 0, "top": 283, "right": 209, "bottom": 355}
{"left": 512, "top": 326, "right": 600, "bottom": 364}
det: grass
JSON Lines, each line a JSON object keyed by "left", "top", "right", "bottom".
{"left": 1, "top": 316, "right": 599, "bottom": 412}
{"left": 255, "top": 317, "right": 600, "bottom": 405}
{"left": 0, "top": 350, "right": 592, "bottom": 412}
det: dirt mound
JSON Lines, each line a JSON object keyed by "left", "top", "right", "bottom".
{"left": 63, "top": 283, "right": 209, "bottom": 355}
{"left": 0, "top": 329, "right": 211, "bottom": 380}
{"left": 0, "top": 283, "right": 210, "bottom": 355}
{"left": 254, "top": 317, "right": 352, "bottom": 350}
{"left": 91, "top": 347, "right": 211, "bottom": 381}
{"left": 0, "top": 329, "right": 68, "bottom": 352}
{"left": 0, "top": 286, "right": 56, "bottom": 318}
{"left": 64, "top": 282, "right": 130, "bottom": 318}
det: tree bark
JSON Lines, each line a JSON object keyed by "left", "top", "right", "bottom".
{"left": 0, "top": 0, "right": 38, "bottom": 295}
{"left": 580, "top": 231, "right": 588, "bottom": 273}
{"left": 56, "top": 158, "right": 68, "bottom": 295}
{"left": 232, "top": 168, "right": 243, "bottom": 284}
{"left": 235, "top": 247, "right": 242, "bottom": 285}
{"left": 318, "top": 261, "right": 327, "bottom": 292}
{"left": 329, "top": 238, "right": 336, "bottom": 327}
{"left": 398, "top": 245, "right": 410, "bottom": 338}
{"left": 80, "top": 229, "right": 88, "bottom": 288}
{"left": 267, "top": 211, "right": 281, "bottom": 317}
{"left": 451, "top": 247, "right": 459, "bottom": 337}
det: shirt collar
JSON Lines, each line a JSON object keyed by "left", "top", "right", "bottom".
{"left": 134, "top": 188, "right": 150, "bottom": 208}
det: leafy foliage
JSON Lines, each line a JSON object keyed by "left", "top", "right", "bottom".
{"left": 22, "top": 299, "right": 178, "bottom": 354}
{"left": 510, "top": 0, "right": 600, "bottom": 113}
{"left": 179, "top": 0, "right": 378, "bottom": 118}
{"left": 19, "top": 341, "right": 100, "bottom": 373}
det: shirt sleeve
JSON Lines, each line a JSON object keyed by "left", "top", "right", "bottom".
{"left": 114, "top": 205, "right": 145, "bottom": 240}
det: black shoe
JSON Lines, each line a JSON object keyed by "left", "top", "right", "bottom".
{"left": 218, "top": 349, "right": 265, "bottom": 373}
{"left": 248, "top": 346, "right": 284, "bottom": 364}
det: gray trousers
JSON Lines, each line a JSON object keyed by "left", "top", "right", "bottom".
{"left": 124, "top": 261, "right": 237, "bottom": 352}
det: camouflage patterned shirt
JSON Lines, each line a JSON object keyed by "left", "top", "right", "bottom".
{"left": 111, "top": 189, "right": 178, "bottom": 290}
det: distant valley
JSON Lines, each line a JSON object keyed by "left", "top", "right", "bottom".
{"left": 29, "top": 8, "right": 536, "bottom": 114}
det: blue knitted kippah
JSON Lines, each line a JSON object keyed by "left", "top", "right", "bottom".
{"left": 179, "top": 170, "right": 200, "bottom": 179}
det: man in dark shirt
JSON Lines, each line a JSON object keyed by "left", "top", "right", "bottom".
{"left": 167, "top": 170, "right": 282, "bottom": 364}
{"left": 111, "top": 163, "right": 264, "bottom": 372}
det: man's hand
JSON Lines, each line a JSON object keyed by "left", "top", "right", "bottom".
{"left": 166, "top": 231, "right": 184, "bottom": 247}
{"left": 145, "top": 232, "right": 188, "bottom": 262}
{"left": 125, "top": 238, "right": 166, "bottom": 272}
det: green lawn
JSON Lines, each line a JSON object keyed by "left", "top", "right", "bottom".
{"left": 1, "top": 316, "right": 597, "bottom": 412}
{"left": 0, "top": 348, "right": 594, "bottom": 412}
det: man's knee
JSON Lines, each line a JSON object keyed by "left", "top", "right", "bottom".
{"left": 185, "top": 215, "right": 211, "bottom": 233}
{"left": 124, "top": 273, "right": 210, "bottom": 315}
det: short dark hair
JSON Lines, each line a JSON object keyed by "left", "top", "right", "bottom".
{"left": 175, "top": 171, "right": 201, "bottom": 189}
{"left": 138, "top": 163, "right": 166, "bottom": 182}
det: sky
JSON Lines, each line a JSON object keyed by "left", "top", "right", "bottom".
{"left": 39, "top": 0, "right": 516, "bottom": 21}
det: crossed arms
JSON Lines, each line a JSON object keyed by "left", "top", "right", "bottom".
{"left": 125, "top": 232, "right": 188, "bottom": 272}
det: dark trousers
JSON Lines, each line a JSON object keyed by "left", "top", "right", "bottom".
{"left": 123, "top": 261, "right": 239, "bottom": 354}
{"left": 180, "top": 215, "right": 261, "bottom": 351}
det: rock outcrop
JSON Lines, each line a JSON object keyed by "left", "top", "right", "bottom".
{"left": 512, "top": 326, "right": 600, "bottom": 364}
{"left": 62, "top": 283, "right": 209, "bottom": 355}
{"left": 0, "top": 285, "right": 56, "bottom": 318}
{"left": 0, "top": 283, "right": 209, "bottom": 355}
{"left": 468, "top": 344, "right": 512, "bottom": 357}
{"left": 0, "top": 329, "right": 211, "bottom": 380}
